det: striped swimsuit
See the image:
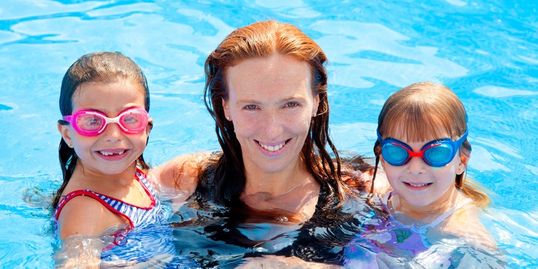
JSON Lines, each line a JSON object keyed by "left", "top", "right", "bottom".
{"left": 54, "top": 167, "right": 165, "bottom": 230}
{"left": 53, "top": 168, "right": 200, "bottom": 267}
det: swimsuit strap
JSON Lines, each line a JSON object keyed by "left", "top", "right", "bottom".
{"left": 54, "top": 168, "right": 161, "bottom": 229}
{"left": 54, "top": 189, "right": 135, "bottom": 229}
{"left": 135, "top": 166, "right": 158, "bottom": 206}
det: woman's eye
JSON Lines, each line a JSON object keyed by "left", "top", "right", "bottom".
{"left": 283, "top": 101, "right": 301, "bottom": 108}
{"left": 243, "top": 104, "right": 259, "bottom": 110}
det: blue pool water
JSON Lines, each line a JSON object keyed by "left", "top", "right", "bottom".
{"left": 0, "top": 0, "right": 536, "bottom": 267}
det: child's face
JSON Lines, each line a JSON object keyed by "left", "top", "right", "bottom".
{"left": 58, "top": 80, "right": 150, "bottom": 177}
{"left": 222, "top": 53, "right": 319, "bottom": 175}
{"left": 381, "top": 133, "right": 466, "bottom": 210}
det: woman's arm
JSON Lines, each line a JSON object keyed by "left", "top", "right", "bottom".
{"left": 149, "top": 152, "right": 212, "bottom": 199}
{"left": 237, "top": 256, "right": 342, "bottom": 269}
{"left": 341, "top": 156, "right": 391, "bottom": 194}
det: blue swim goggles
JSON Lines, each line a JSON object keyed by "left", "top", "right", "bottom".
{"left": 377, "top": 130, "right": 468, "bottom": 167}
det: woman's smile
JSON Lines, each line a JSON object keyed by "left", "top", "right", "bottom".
{"left": 255, "top": 138, "right": 292, "bottom": 156}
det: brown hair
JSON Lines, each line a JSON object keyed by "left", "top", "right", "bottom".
{"left": 371, "top": 82, "right": 489, "bottom": 207}
{"left": 53, "top": 51, "right": 151, "bottom": 209}
{"left": 200, "top": 20, "right": 345, "bottom": 207}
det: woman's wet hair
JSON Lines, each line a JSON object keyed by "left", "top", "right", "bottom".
{"left": 52, "top": 51, "right": 151, "bottom": 209}
{"left": 370, "top": 82, "right": 489, "bottom": 207}
{"left": 199, "top": 20, "right": 346, "bottom": 208}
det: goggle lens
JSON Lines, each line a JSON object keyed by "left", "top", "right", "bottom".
{"left": 423, "top": 144, "right": 453, "bottom": 166}
{"left": 75, "top": 113, "right": 106, "bottom": 132}
{"left": 119, "top": 110, "right": 147, "bottom": 131}
{"left": 382, "top": 143, "right": 409, "bottom": 166}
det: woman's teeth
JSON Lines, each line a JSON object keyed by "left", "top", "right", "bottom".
{"left": 259, "top": 142, "right": 284, "bottom": 152}
{"left": 405, "top": 182, "right": 432, "bottom": 187}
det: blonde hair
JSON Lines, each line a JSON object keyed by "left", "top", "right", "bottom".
{"left": 372, "top": 82, "right": 489, "bottom": 207}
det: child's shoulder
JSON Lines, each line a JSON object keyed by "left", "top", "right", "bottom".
{"left": 57, "top": 194, "right": 125, "bottom": 239}
{"left": 443, "top": 202, "right": 496, "bottom": 250}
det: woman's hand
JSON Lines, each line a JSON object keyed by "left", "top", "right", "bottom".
{"left": 149, "top": 152, "right": 212, "bottom": 200}
{"left": 237, "top": 256, "right": 342, "bottom": 269}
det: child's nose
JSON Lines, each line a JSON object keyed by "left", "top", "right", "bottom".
{"left": 407, "top": 156, "right": 426, "bottom": 174}
{"left": 103, "top": 123, "right": 123, "bottom": 141}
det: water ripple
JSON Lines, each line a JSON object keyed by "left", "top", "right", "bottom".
{"left": 0, "top": 0, "right": 103, "bottom": 20}
{"left": 469, "top": 145, "right": 510, "bottom": 172}
{"left": 255, "top": 0, "right": 321, "bottom": 18}
{"left": 0, "top": 103, "right": 13, "bottom": 111}
{"left": 482, "top": 209, "right": 538, "bottom": 267}
{"left": 311, "top": 20, "right": 468, "bottom": 88}
{"left": 474, "top": 85, "right": 538, "bottom": 98}
{"left": 0, "top": 30, "right": 22, "bottom": 44}
{"left": 86, "top": 2, "right": 160, "bottom": 17}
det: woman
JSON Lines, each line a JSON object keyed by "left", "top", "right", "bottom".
{"left": 153, "top": 20, "right": 376, "bottom": 266}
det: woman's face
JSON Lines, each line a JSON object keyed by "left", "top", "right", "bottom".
{"left": 223, "top": 53, "right": 319, "bottom": 176}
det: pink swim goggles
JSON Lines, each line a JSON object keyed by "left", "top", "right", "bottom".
{"left": 60, "top": 107, "right": 149, "bottom": 136}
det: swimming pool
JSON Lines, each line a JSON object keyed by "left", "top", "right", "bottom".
{"left": 0, "top": 0, "right": 536, "bottom": 267}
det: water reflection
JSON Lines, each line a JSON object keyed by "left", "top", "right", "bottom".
{"left": 312, "top": 20, "right": 468, "bottom": 88}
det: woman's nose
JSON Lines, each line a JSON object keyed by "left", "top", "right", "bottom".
{"left": 261, "top": 110, "right": 284, "bottom": 138}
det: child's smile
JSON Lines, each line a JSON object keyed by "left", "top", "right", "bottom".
{"left": 95, "top": 148, "right": 130, "bottom": 161}
{"left": 382, "top": 136, "right": 465, "bottom": 210}
{"left": 61, "top": 80, "right": 150, "bottom": 177}
{"left": 401, "top": 181, "right": 433, "bottom": 190}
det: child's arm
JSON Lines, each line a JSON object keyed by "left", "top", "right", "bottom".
{"left": 55, "top": 235, "right": 103, "bottom": 269}
{"left": 55, "top": 196, "right": 128, "bottom": 268}
{"left": 149, "top": 152, "right": 212, "bottom": 199}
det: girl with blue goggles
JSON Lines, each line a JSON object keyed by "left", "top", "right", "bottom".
{"left": 361, "top": 82, "right": 496, "bottom": 255}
